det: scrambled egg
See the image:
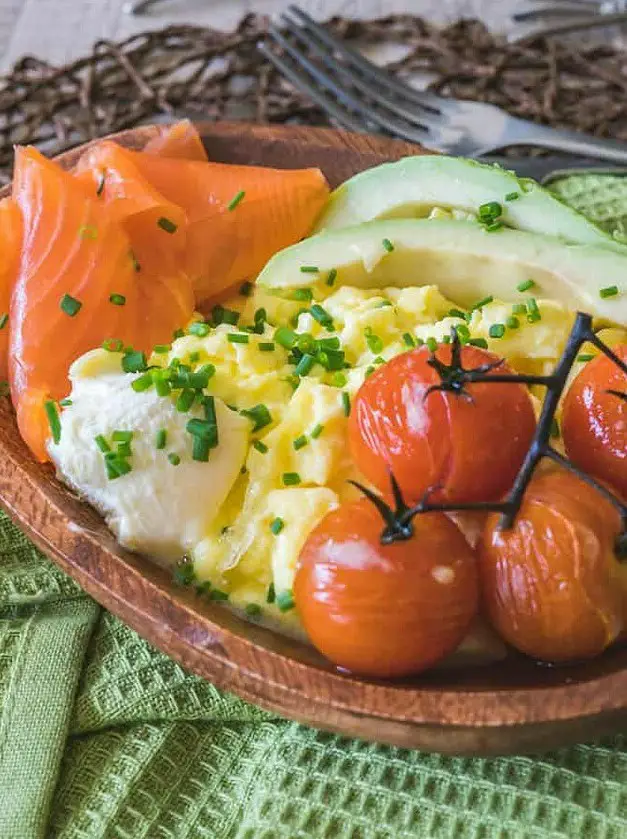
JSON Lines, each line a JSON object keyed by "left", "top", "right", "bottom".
{"left": 51, "top": 275, "right": 624, "bottom": 629}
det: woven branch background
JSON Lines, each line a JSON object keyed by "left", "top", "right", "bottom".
{"left": 2, "top": 14, "right": 627, "bottom": 184}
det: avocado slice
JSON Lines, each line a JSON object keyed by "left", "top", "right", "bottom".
{"left": 258, "top": 218, "right": 627, "bottom": 326}
{"left": 314, "top": 155, "right": 623, "bottom": 250}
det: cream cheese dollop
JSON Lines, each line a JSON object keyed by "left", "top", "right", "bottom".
{"left": 48, "top": 349, "right": 249, "bottom": 563}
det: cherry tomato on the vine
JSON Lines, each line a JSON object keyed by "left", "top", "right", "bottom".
{"left": 479, "top": 468, "right": 626, "bottom": 663}
{"left": 293, "top": 498, "right": 478, "bottom": 678}
{"left": 562, "top": 345, "right": 627, "bottom": 499}
{"left": 348, "top": 343, "right": 536, "bottom": 505}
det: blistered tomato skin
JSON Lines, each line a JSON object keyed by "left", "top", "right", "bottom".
{"left": 479, "top": 469, "right": 626, "bottom": 663}
{"left": 348, "top": 344, "right": 536, "bottom": 505}
{"left": 293, "top": 499, "right": 478, "bottom": 678}
{"left": 562, "top": 345, "right": 627, "bottom": 498}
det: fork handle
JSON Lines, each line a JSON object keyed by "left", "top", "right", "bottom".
{"left": 492, "top": 117, "right": 627, "bottom": 165}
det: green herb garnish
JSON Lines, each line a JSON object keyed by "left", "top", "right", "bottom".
{"left": 282, "top": 472, "right": 301, "bottom": 486}
{"left": 227, "top": 190, "right": 245, "bottom": 211}
{"left": 341, "top": 391, "right": 351, "bottom": 416}
{"left": 276, "top": 590, "right": 295, "bottom": 612}
{"left": 168, "top": 453, "right": 181, "bottom": 466}
{"left": 60, "top": 294, "right": 82, "bottom": 317}
{"left": 600, "top": 285, "right": 619, "bottom": 298}
{"left": 157, "top": 216, "right": 178, "bottom": 234}
{"left": 252, "top": 439, "right": 268, "bottom": 454}
{"left": 517, "top": 279, "right": 536, "bottom": 293}
{"left": 109, "top": 294, "right": 126, "bottom": 306}
{"left": 270, "top": 517, "right": 285, "bottom": 535}
{"left": 382, "top": 238, "right": 394, "bottom": 252}
{"left": 241, "top": 404, "right": 272, "bottom": 432}
{"left": 155, "top": 429, "right": 167, "bottom": 450}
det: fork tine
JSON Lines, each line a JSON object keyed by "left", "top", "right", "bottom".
{"left": 280, "top": 13, "right": 439, "bottom": 130}
{"left": 287, "top": 5, "right": 451, "bottom": 114}
{"left": 266, "top": 26, "right": 429, "bottom": 146}
{"left": 257, "top": 42, "right": 369, "bottom": 134}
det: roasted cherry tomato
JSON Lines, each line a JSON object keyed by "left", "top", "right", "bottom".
{"left": 348, "top": 343, "right": 536, "bottom": 505}
{"left": 562, "top": 345, "right": 627, "bottom": 499}
{"left": 293, "top": 498, "right": 478, "bottom": 678}
{"left": 479, "top": 469, "right": 626, "bottom": 663}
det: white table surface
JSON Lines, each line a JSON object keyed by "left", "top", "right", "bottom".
{"left": 0, "top": 1, "right": 518, "bottom": 72}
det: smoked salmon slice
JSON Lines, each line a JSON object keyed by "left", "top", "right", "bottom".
{"left": 75, "top": 142, "right": 330, "bottom": 302}
{"left": 143, "top": 120, "right": 208, "bottom": 161}
{"left": 0, "top": 198, "right": 22, "bottom": 380}
{"left": 10, "top": 146, "right": 193, "bottom": 462}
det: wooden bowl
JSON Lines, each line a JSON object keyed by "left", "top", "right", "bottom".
{"left": 1, "top": 122, "right": 625, "bottom": 756}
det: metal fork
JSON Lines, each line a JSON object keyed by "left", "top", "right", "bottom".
{"left": 509, "top": 0, "right": 627, "bottom": 42}
{"left": 258, "top": 5, "right": 627, "bottom": 163}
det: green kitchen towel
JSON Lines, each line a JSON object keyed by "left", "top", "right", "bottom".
{"left": 1, "top": 173, "right": 627, "bottom": 839}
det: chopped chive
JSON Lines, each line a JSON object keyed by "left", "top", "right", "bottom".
{"left": 488, "top": 323, "right": 506, "bottom": 339}
{"left": 226, "top": 332, "right": 250, "bottom": 344}
{"left": 252, "top": 439, "right": 268, "bottom": 454}
{"left": 317, "top": 337, "right": 340, "bottom": 351}
{"left": 131, "top": 373, "right": 153, "bottom": 393}
{"left": 155, "top": 429, "right": 167, "bottom": 450}
{"left": 402, "top": 332, "right": 416, "bottom": 348}
{"left": 209, "top": 589, "right": 229, "bottom": 602}
{"left": 517, "top": 279, "right": 536, "bottom": 293}
{"left": 485, "top": 221, "right": 504, "bottom": 232}
{"left": 109, "top": 293, "right": 126, "bottom": 306}
{"left": 468, "top": 337, "right": 489, "bottom": 349}
{"left": 293, "top": 434, "right": 308, "bottom": 451}
{"left": 376, "top": 300, "right": 393, "bottom": 309}
{"left": 341, "top": 391, "right": 351, "bottom": 417}
{"left": 187, "top": 364, "right": 216, "bottom": 390}
{"left": 512, "top": 303, "right": 527, "bottom": 315}
{"left": 472, "top": 295, "right": 494, "bottom": 310}
{"left": 96, "top": 171, "right": 106, "bottom": 196}
{"left": 239, "top": 280, "right": 253, "bottom": 297}
{"left": 78, "top": 225, "right": 98, "bottom": 240}
{"left": 316, "top": 348, "right": 345, "bottom": 371}
{"left": 186, "top": 418, "right": 217, "bottom": 439}
{"left": 153, "top": 344, "right": 171, "bottom": 355}
{"left": 192, "top": 434, "right": 211, "bottom": 462}
{"left": 274, "top": 327, "right": 297, "bottom": 349}
{"left": 442, "top": 335, "right": 451, "bottom": 344}
{"left": 222, "top": 309, "right": 241, "bottom": 327}
{"left": 227, "top": 190, "right": 245, "bottom": 211}
{"left": 60, "top": 294, "right": 82, "bottom": 317}
{"left": 258, "top": 342, "right": 275, "bottom": 352}
{"left": 276, "top": 590, "right": 295, "bottom": 612}
{"left": 332, "top": 372, "right": 347, "bottom": 388}
{"left": 157, "top": 216, "right": 178, "bottom": 234}
{"left": 290, "top": 308, "right": 309, "bottom": 328}
{"left": 300, "top": 265, "right": 319, "bottom": 274}
{"left": 295, "top": 353, "right": 315, "bottom": 377}
{"left": 577, "top": 353, "right": 595, "bottom": 363}
{"left": 381, "top": 238, "right": 394, "bottom": 252}
{"left": 426, "top": 337, "right": 438, "bottom": 353}
{"left": 59, "top": 398, "right": 72, "bottom": 407}
{"left": 282, "top": 472, "right": 301, "bottom": 486}
{"left": 94, "top": 434, "right": 110, "bottom": 453}
{"left": 292, "top": 287, "right": 313, "bottom": 302}
{"left": 203, "top": 395, "right": 217, "bottom": 426}
{"left": 479, "top": 201, "right": 502, "bottom": 219}
{"left": 176, "top": 389, "right": 196, "bottom": 412}
{"left": 103, "top": 339, "right": 123, "bottom": 353}
{"left": 245, "top": 603, "right": 262, "bottom": 619}
{"left": 241, "top": 404, "right": 272, "bottom": 432}
{"left": 116, "top": 442, "right": 132, "bottom": 458}
{"left": 365, "top": 327, "right": 384, "bottom": 354}
{"left": 526, "top": 298, "right": 541, "bottom": 322}
{"left": 0, "top": 313, "right": 8, "bottom": 330}
{"left": 270, "top": 517, "right": 285, "bottom": 535}
{"left": 310, "top": 304, "right": 334, "bottom": 328}
{"left": 266, "top": 582, "right": 276, "bottom": 604}
{"left": 326, "top": 268, "right": 337, "bottom": 287}
{"left": 188, "top": 351, "right": 200, "bottom": 364}
{"left": 122, "top": 350, "right": 147, "bottom": 373}
{"left": 506, "top": 316, "right": 520, "bottom": 330}
{"left": 284, "top": 374, "right": 300, "bottom": 392}
{"left": 173, "top": 328, "right": 185, "bottom": 340}
{"left": 454, "top": 323, "right": 470, "bottom": 343}
{"left": 211, "top": 305, "right": 225, "bottom": 326}
{"left": 448, "top": 308, "right": 467, "bottom": 320}
{"left": 188, "top": 321, "right": 210, "bottom": 337}
{"left": 505, "top": 191, "right": 520, "bottom": 201}
{"left": 365, "top": 366, "right": 375, "bottom": 378}
{"left": 600, "top": 285, "right": 619, "bottom": 298}
{"left": 44, "top": 400, "right": 61, "bottom": 444}
{"left": 168, "top": 453, "right": 181, "bottom": 466}
{"left": 112, "top": 430, "right": 133, "bottom": 443}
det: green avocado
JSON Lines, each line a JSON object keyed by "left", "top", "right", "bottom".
{"left": 314, "top": 155, "right": 623, "bottom": 249}
{"left": 257, "top": 218, "right": 627, "bottom": 326}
